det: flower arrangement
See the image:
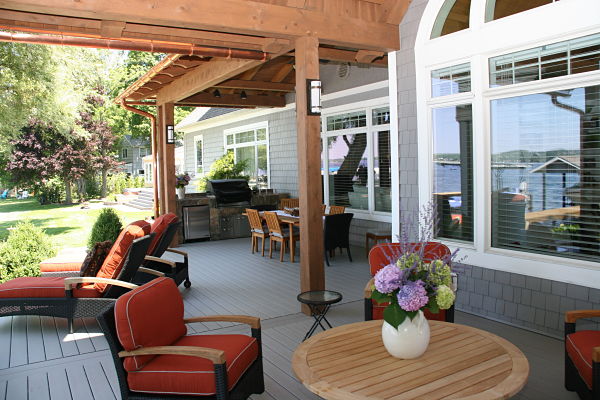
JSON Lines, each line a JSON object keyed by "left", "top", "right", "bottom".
{"left": 175, "top": 173, "right": 191, "bottom": 189}
{"left": 371, "top": 251, "right": 456, "bottom": 329}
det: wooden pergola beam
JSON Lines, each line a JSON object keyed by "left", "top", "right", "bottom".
{"left": 215, "top": 80, "right": 295, "bottom": 92}
{"left": 0, "top": 0, "right": 400, "bottom": 51}
{"left": 178, "top": 92, "right": 286, "bottom": 107}
{"left": 155, "top": 58, "right": 264, "bottom": 104}
{"left": 317, "top": 47, "right": 387, "bottom": 66}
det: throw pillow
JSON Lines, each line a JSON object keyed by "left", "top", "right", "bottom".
{"left": 80, "top": 240, "right": 113, "bottom": 277}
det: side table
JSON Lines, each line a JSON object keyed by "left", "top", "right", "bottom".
{"left": 297, "top": 290, "right": 342, "bottom": 341}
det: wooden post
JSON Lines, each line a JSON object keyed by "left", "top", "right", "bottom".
{"left": 295, "top": 36, "right": 324, "bottom": 314}
{"left": 161, "top": 102, "right": 177, "bottom": 216}
{"left": 156, "top": 104, "right": 166, "bottom": 215}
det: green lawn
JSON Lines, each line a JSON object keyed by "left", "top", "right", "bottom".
{"left": 0, "top": 198, "right": 150, "bottom": 251}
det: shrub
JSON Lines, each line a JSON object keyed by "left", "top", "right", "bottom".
{"left": 0, "top": 221, "right": 56, "bottom": 283}
{"left": 198, "top": 152, "right": 249, "bottom": 192}
{"left": 37, "top": 177, "right": 63, "bottom": 205}
{"left": 88, "top": 208, "right": 122, "bottom": 248}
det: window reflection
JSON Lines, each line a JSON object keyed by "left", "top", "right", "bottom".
{"left": 431, "top": 0, "right": 471, "bottom": 39}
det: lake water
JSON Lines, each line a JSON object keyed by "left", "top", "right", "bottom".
{"left": 434, "top": 163, "right": 579, "bottom": 212}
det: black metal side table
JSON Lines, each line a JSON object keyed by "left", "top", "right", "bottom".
{"left": 297, "top": 290, "right": 343, "bottom": 341}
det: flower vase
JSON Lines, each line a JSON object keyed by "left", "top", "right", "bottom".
{"left": 177, "top": 187, "right": 185, "bottom": 199}
{"left": 381, "top": 310, "right": 430, "bottom": 359}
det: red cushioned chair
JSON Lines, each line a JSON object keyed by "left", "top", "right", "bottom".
{"left": 40, "top": 213, "right": 190, "bottom": 287}
{"left": 565, "top": 310, "right": 600, "bottom": 399}
{"left": 364, "top": 242, "right": 456, "bottom": 322}
{"left": 97, "top": 277, "right": 264, "bottom": 400}
{"left": 0, "top": 221, "right": 156, "bottom": 333}
{"left": 134, "top": 213, "right": 191, "bottom": 288}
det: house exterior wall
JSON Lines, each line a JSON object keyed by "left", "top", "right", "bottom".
{"left": 119, "top": 146, "right": 149, "bottom": 177}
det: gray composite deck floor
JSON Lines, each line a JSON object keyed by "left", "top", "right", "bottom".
{"left": 0, "top": 238, "right": 579, "bottom": 399}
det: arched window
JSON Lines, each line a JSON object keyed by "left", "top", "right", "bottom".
{"left": 485, "top": 0, "right": 558, "bottom": 22}
{"left": 431, "top": 0, "right": 471, "bottom": 39}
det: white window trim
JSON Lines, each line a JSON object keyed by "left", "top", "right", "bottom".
{"left": 321, "top": 97, "right": 392, "bottom": 222}
{"left": 416, "top": 0, "right": 600, "bottom": 287}
{"left": 194, "top": 135, "right": 204, "bottom": 175}
{"left": 223, "top": 121, "right": 270, "bottom": 189}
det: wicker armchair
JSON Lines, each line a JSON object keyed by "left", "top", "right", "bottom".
{"left": 565, "top": 310, "right": 600, "bottom": 399}
{"left": 97, "top": 277, "right": 264, "bottom": 400}
{"left": 0, "top": 221, "right": 159, "bottom": 333}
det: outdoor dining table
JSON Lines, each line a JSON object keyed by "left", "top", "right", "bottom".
{"left": 292, "top": 319, "right": 529, "bottom": 400}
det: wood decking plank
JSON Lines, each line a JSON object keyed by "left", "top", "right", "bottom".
{"left": 70, "top": 319, "right": 95, "bottom": 355}
{"left": 0, "top": 317, "right": 12, "bottom": 369}
{"left": 83, "top": 363, "right": 115, "bottom": 400}
{"left": 0, "top": 380, "right": 6, "bottom": 400}
{"left": 40, "top": 317, "right": 63, "bottom": 361}
{"left": 65, "top": 364, "right": 94, "bottom": 400}
{"left": 27, "top": 372, "right": 50, "bottom": 400}
{"left": 5, "top": 375, "right": 27, "bottom": 400}
{"left": 100, "top": 358, "right": 120, "bottom": 399}
{"left": 53, "top": 318, "right": 79, "bottom": 357}
{"left": 47, "top": 369, "right": 72, "bottom": 400}
{"left": 10, "top": 316, "right": 28, "bottom": 367}
{"left": 26, "top": 316, "right": 45, "bottom": 364}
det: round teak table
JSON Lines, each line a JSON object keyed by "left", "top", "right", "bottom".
{"left": 292, "top": 320, "right": 529, "bottom": 400}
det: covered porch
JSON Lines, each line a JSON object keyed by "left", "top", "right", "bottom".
{"left": 0, "top": 239, "right": 573, "bottom": 400}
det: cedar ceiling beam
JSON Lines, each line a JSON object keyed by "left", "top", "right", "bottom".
{"left": 0, "top": 10, "right": 291, "bottom": 52}
{"left": 316, "top": 47, "right": 387, "bottom": 66}
{"left": 178, "top": 92, "right": 286, "bottom": 108}
{"left": 379, "top": 0, "right": 412, "bottom": 25}
{"left": 271, "top": 63, "right": 294, "bottom": 83}
{"left": 215, "top": 80, "right": 295, "bottom": 92}
{"left": 155, "top": 58, "right": 265, "bottom": 104}
{"left": 0, "top": 0, "right": 400, "bottom": 51}
{"left": 355, "top": 49, "right": 385, "bottom": 64}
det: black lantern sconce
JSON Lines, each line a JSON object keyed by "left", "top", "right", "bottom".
{"left": 166, "top": 125, "right": 175, "bottom": 144}
{"left": 306, "top": 79, "right": 322, "bottom": 116}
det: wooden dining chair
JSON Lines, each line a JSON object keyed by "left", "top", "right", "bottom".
{"left": 264, "top": 212, "right": 299, "bottom": 262}
{"left": 246, "top": 208, "right": 268, "bottom": 256}
{"left": 328, "top": 205, "right": 346, "bottom": 215}
{"left": 280, "top": 198, "right": 299, "bottom": 209}
{"left": 321, "top": 204, "right": 327, "bottom": 215}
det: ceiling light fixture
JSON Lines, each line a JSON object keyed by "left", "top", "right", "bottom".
{"left": 240, "top": 91, "right": 248, "bottom": 100}
{"left": 213, "top": 89, "right": 221, "bottom": 98}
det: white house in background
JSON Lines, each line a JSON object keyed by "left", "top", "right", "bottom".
{"left": 141, "top": 145, "right": 185, "bottom": 186}
{"left": 176, "top": 0, "right": 600, "bottom": 339}
{"left": 118, "top": 135, "right": 151, "bottom": 177}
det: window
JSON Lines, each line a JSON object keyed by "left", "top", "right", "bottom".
{"left": 224, "top": 124, "right": 269, "bottom": 189}
{"left": 139, "top": 148, "right": 148, "bottom": 158}
{"left": 122, "top": 148, "right": 128, "bottom": 158}
{"left": 323, "top": 106, "right": 391, "bottom": 214}
{"left": 485, "top": 0, "right": 559, "bottom": 22}
{"left": 431, "top": 63, "right": 471, "bottom": 97}
{"left": 432, "top": 104, "right": 474, "bottom": 242}
{"left": 490, "top": 84, "right": 600, "bottom": 262}
{"left": 490, "top": 33, "right": 600, "bottom": 87}
{"left": 431, "top": 0, "right": 471, "bottom": 39}
{"left": 194, "top": 136, "right": 204, "bottom": 174}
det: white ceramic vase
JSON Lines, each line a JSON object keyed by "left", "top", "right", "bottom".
{"left": 381, "top": 310, "right": 430, "bottom": 359}
{"left": 177, "top": 187, "right": 185, "bottom": 199}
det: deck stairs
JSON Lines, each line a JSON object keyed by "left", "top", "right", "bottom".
{"left": 126, "top": 187, "right": 154, "bottom": 210}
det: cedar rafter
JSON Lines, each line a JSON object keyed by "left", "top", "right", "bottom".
{"left": 178, "top": 92, "right": 286, "bottom": 108}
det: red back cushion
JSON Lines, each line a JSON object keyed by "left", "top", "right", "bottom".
{"left": 94, "top": 220, "right": 151, "bottom": 292}
{"left": 368, "top": 242, "right": 451, "bottom": 276}
{"left": 115, "top": 277, "right": 187, "bottom": 371}
{"left": 147, "top": 213, "right": 179, "bottom": 255}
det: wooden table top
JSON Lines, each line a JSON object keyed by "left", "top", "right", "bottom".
{"left": 292, "top": 320, "right": 529, "bottom": 400}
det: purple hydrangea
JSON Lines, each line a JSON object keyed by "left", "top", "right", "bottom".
{"left": 397, "top": 281, "right": 429, "bottom": 312}
{"left": 374, "top": 264, "right": 403, "bottom": 294}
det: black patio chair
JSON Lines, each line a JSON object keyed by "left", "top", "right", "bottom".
{"left": 135, "top": 220, "right": 191, "bottom": 288}
{"left": 97, "top": 277, "right": 265, "bottom": 400}
{"left": 0, "top": 232, "right": 158, "bottom": 333}
{"left": 324, "top": 213, "right": 353, "bottom": 266}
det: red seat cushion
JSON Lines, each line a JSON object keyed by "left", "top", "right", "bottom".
{"left": 127, "top": 334, "right": 258, "bottom": 396}
{"left": 148, "top": 213, "right": 179, "bottom": 256}
{"left": 0, "top": 277, "right": 101, "bottom": 298}
{"left": 566, "top": 330, "right": 600, "bottom": 389}
{"left": 115, "top": 277, "right": 187, "bottom": 370}
{"left": 94, "top": 220, "right": 151, "bottom": 292}
{"left": 40, "top": 258, "right": 83, "bottom": 273}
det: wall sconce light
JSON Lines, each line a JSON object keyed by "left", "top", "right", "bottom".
{"left": 213, "top": 89, "right": 221, "bottom": 98}
{"left": 240, "top": 91, "right": 248, "bottom": 100}
{"left": 307, "top": 79, "right": 322, "bottom": 116}
{"left": 166, "top": 125, "right": 175, "bottom": 144}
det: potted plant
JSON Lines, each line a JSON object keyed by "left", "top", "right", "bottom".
{"left": 175, "top": 173, "right": 191, "bottom": 199}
